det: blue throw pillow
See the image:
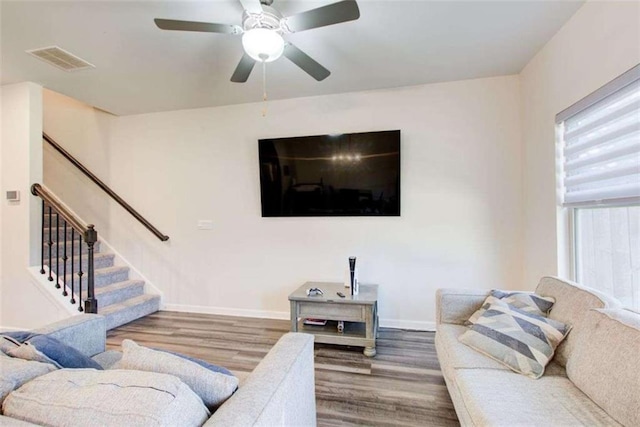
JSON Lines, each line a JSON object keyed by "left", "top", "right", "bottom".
{"left": 2, "top": 331, "right": 35, "bottom": 342}
{"left": 156, "top": 349, "right": 234, "bottom": 376}
{"left": 7, "top": 335, "right": 102, "bottom": 370}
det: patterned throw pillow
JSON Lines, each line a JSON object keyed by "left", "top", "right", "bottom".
{"left": 459, "top": 299, "right": 571, "bottom": 379}
{"left": 465, "top": 291, "right": 555, "bottom": 325}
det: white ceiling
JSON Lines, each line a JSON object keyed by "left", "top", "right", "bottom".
{"left": 1, "top": 0, "right": 584, "bottom": 116}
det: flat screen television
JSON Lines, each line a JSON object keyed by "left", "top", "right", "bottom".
{"left": 259, "top": 130, "right": 400, "bottom": 217}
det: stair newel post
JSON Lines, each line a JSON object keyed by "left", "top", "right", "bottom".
{"left": 83, "top": 225, "right": 98, "bottom": 314}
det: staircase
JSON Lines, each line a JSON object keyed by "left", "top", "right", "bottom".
{"left": 43, "top": 214, "right": 160, "bottom": 330}
{"left": 34, "top": 133, "right": 167, "bottom": 329}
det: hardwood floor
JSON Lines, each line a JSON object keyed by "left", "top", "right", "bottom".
{"left": 107, "top": 311, "right": 459, "bottom": 426}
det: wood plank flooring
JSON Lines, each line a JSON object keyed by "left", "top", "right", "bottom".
{"left": 107, "top": 311, "right": 459, "bottom": 426}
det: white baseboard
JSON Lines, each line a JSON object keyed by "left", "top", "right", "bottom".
{"left": 163, "top": 304, "right": 435, "bottom": 331}
{"left": 0, "top": 325, "right": 28, "bottom": 332}
{"left": 163, "top": 304, "right": 290, "bottom": 320}
{"left": 27, "top": 266, "right": 79, "bottom": 317}
{"left": 379, "top": 319, "right": 435, "bottom": 331}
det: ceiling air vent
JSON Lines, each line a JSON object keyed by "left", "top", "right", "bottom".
{"left": 26, "top": 46, "right": 95, "bottom": 72}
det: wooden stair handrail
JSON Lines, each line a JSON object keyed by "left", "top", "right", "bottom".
{"left": 31, "top": 183, "right": 89, "bottom": 236}
{"left": 43, "top": 132, "right": 169, "bottom": 241}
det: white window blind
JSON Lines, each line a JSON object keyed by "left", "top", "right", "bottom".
{"left": 558, "top": 72, "right": 640, "bottom": 208}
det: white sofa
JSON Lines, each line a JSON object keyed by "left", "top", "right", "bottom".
{"left": 436, "top": 276, "right": 640, "bottom": 427}
{"left": 1, "top": 315, "right": 316, "bottom": 426}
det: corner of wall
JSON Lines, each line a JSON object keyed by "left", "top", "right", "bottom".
{"left": 517, "top": 0, "right": 640, "bottom": 288}
{"left": 0, "top": 82, "right": 63, "bottom": 329}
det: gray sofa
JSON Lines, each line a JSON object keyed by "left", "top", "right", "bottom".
{"left": 436, "top": 276, "right": 640, "bottom": 427}
{"left": 1, "top": 315, "right": 316, "bottom": 426}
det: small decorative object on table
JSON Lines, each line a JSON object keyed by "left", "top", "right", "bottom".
{"left": 303, "top": 318, "right": 327, "bottom": 326}
{"left": 306, "top": 287, "right": 323, "bottom": 296}
{"left": 347, "top": 256, "right": 359, "bottom": 296}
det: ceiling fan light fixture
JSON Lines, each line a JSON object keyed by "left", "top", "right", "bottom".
{"left": 242, "top": 28, "right": 284, "bottom": 62}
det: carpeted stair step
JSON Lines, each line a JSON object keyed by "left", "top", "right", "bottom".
{"left": 43, "top": 213, "right": 59, "bottom": 228}
{"left": 43, "top": 241, "right": 102, "bottom": 259}
{"left": 95, "top": 280, "right": 145, "bottom": 308}
{"left": 43, "top": 213, "right": 87, "bottom": 228}
{"left": 44, "top": 252, "right": 115, "bottom": 271}
{"left": 43, "top": 227, "right": 88, "bottom": 239}
{"left": 38, "top": 214, "right": 92, "bottom": 230}
{"left": 64, "top": 265, "right": 130, "bottom": 289}
{"left": 100, "top": 294, "right": 161, "bottom": 330}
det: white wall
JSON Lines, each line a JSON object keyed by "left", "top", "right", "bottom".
{"left": 0, "top": 83, "right": 69, "bottom": 329}
{"left": 43, "top": 90, "right": 115, "bottom": 237}
{"left": 42, "top": 75, "right": 523, "bottom": 329}
{"left": 520, "top": 0, "right": 640, "bottom": 286}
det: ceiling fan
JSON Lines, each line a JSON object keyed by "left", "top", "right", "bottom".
{"left": 154, "top": 0, "right": 360, "bottom": 83}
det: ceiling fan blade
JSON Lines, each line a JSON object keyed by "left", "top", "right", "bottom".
{"left": 238, "top": 0, "right": 263, "bottom": 14}
{"left": 154, "top": 19, "right": 241, "bottom": 35}
{"left": 231, "top": 54, "right": 256, "bottom": 83}
{"left": 283, "top": 43, "right": 330, "bottom": 81}
{"left": 284, "top": 0, "right": 360, "bottom": 33}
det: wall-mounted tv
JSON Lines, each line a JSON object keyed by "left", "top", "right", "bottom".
{"left": 259, "top": 130, "right": 400, "bottom": 217}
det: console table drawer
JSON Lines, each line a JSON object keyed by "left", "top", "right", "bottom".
{"left": 298, "top": 302, "right": 365, "bottom": 322}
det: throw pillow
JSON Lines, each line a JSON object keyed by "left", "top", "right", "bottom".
{"left": 0, "top": 353, "right": 57, "bottom": 404}
{"left": 465, "top": 291, "right": 555, "bottom": 325}
{"left": 0, "top": 335, "right": 22, "bottom": 354}
{"left": 2, "top": 369, "right": 210, "bottom": 427}
{"left": 157, "top": 349, "right": 234, "bottom": 376}
{"left": 7, "top": 335, "right": 103, "bottom": 370}
{"left": 115, "top": 339, "right": 238, "bottom": 410}
{"left": 459, "top": 299, "right": 571, "bottom": 379}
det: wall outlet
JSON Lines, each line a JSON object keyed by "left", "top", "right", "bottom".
{"left": 197, "top": 220, "right": 213, "bottom": 230}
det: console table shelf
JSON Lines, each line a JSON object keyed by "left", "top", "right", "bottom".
{"left": 289, "top": 282, "right": 379, "bottom": 357}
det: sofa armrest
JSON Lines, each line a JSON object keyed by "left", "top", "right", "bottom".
{"left": 205, "top": 333, "right": 316, "bottom": 427}
{"left": 31, "top": 314, "right": 106, "bottom": 357}
{"left": 436, "top": 288, "right": 490, "bottom": 326}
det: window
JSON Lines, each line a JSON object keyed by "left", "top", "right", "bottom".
{"left": 557, "top": 64, "right": 640, "bottom": 312}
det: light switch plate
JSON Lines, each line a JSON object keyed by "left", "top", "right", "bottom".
{"left": 6, "top": 190, "right": 19, "bottom": 201}
{"left": 197, "top": 220, "right": 213, "bottom": 230}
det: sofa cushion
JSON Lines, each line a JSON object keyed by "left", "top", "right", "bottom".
{"left": 7, "top": 335, "right": 102, "bottom": 370}
{"left": 437, "top": 324, "right": 567, "bottom": 376}
{"left": 459, "top": 300, "right": 571, "bottom": 378}
{"left": 115, "top": 339, "right": 238, "bottom": 410}
{"left": 0, "top": 415, "right": 40, "bottom": 426}
{"left": 91, "top": 350, "right": 123, "bottom": 369}
{"left": 454, "top": 368, "right": 621, "bottom": 426}
{"left": 466, "top": 292, "right": 555, "bottom": 325}
{"left": 535, "top": 276, "right": 621, "bottom": 366}
{"left": 2, "top": 369, "right": 210, "bottom": 426}
{"left": 437, "top": 325, "right": 511, "bottom": 372}
{"left": 0, "top": 352, "right": 56, "bottom": 405}
{"left": 566, "top": 309, "right": 640, "bottom": 427}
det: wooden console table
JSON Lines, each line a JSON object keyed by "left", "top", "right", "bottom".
{"left": 288, "top": 281, "right": 379, "bottom": 357}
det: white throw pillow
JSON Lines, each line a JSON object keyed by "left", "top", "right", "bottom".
{"left": 115, "top": 339, "right": 238, "bottom": 410}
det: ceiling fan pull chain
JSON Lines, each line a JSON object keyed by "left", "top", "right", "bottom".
{"left": 262, "top": 60, "right": 268, "bottom": 117}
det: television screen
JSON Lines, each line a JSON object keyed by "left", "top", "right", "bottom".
{"left": 259, "top": 130, "right": 400, "bottom": 217}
